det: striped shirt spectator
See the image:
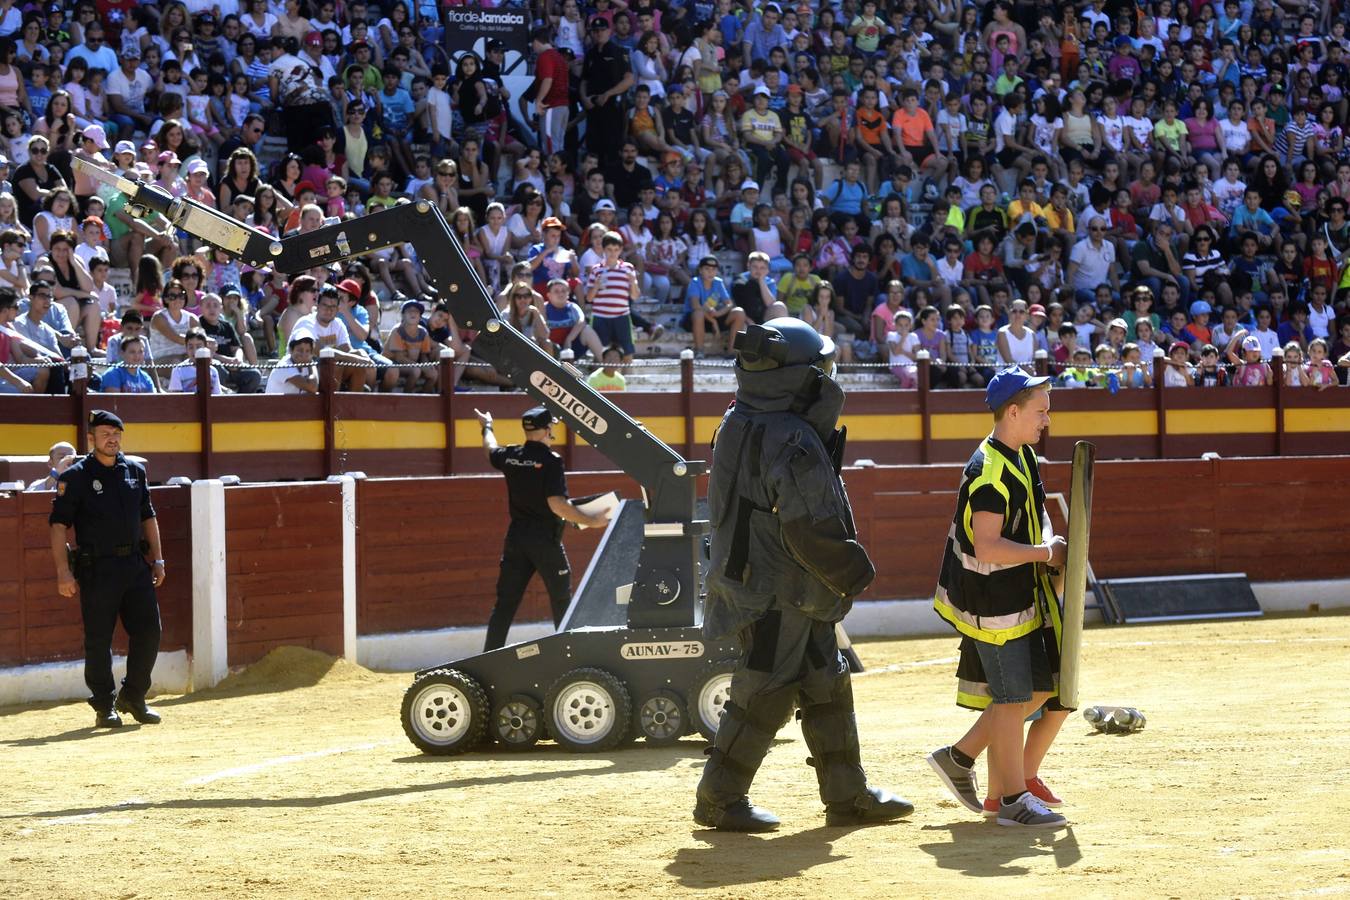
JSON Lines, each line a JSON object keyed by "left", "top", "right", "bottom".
{"left": 589, "top": 261, "right": 637, "bottom": 318}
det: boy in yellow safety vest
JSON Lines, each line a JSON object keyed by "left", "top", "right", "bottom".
{"left": 924, "top": 367, "right": 1072, "bottom": 829}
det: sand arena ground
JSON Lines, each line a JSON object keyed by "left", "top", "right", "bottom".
{"left": 2, "top": 613, "right": 1347, "bottom": 899}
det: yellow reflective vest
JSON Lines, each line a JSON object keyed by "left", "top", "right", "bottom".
{"left": 933, "top": 436, "right": 1058, "bottom": 646}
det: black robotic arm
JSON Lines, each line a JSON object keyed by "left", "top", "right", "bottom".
{"left": 76, "top": 159, "right": 705, "bottom": 627}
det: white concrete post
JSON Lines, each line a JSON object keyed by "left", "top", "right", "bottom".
{"left": 190, "top": 478, "right": 228, "bottom": 690}
{"left": 328, "top": 474, "right": 358, "bottom": 662}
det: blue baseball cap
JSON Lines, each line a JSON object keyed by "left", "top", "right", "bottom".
{"left": 1189, "top": 300, "right": 1212, "bottom": 316}
{"left": 985, "top": 367, "right": 1051, "bottom": 411}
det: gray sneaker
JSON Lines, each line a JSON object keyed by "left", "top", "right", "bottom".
{"left": 997, "top": 792, "right": 1068, "bottom": 829}
{"left": 926, "top": 746, "right": 982, "bottom": 814}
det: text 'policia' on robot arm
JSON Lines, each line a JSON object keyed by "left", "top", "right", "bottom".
{"left": 74, "top": 156, "right": 706, "bottom": 629}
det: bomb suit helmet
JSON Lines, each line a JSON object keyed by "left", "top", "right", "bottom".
{"left": 733, "top": 317, "right": 837, "bottom": 377}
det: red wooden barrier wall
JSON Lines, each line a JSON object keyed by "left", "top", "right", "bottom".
{"left": 5, "top": 456, "right": 1345, "bottom": 669}
{"left": 223, "top": 483, "right": 345, "bottom": 665}
{"left": 352, "top": 455, "right": 1350, "bottom": 632}
{"left": 0, "top": 485, "right": 192, "bottom": 667}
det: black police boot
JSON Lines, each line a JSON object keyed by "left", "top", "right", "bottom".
{"left": 93, "top": 707, "right": 123, "bottom": 728}
{"left": 824, "top": 787, "right": 916, "bottom": 826}
{"left": 115, "top": 695, "right": 162, "bottom": 725}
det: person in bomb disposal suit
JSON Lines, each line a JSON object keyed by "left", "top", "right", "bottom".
{"left": 474, "top": 405, "right": 610, "bottom": 651}
{"left": 695, "top": 318, "right": 913, "bottom": 832}
{"left": 49, "top": 410, "right": 166, "bottom": 729}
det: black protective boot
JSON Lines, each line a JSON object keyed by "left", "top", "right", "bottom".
{"left": 693, "top": 797, "right": 781, "bottom": 833}
{"left": 93, "top": 707, "right": 123, "bottom": 728}
{"left": 825, "top": 787, "right": 915, "bottom": 826}
{"left": 115, "top": 695, "right": 162, "bottom": 725}
{"left": 694, "top": 691, "right": 795, "bottom": 832}
{"left": 800, "top": 673, "right": 914, "bottom": 826}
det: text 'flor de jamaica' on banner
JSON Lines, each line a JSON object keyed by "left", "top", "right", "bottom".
{"left": 443, "top": 6, "right": 532, "bottom": 76}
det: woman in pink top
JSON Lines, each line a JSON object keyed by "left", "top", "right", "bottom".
{"left": 1184, "top": 99, "right": 1225, "bottom": 180}
{"left": 0, "top": 40, "right": 31, "bottom": 116}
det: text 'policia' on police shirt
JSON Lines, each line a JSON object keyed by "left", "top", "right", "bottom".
{"left": 490, "top": 441, "right": 568, "bottom": 529}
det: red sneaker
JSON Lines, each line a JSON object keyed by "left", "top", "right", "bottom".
{"left": 982, "top": 797, "right": 999, "bottom": 818}
{"left": 1025, "top": 776, "right": 1063, "bottom": 807}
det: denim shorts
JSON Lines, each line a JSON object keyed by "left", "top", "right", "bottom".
{"left": 591, "top": 314, "right": 635, "bottom": 356}
{"left": 973, "top": 630, "right": 1054, "bottom": 705}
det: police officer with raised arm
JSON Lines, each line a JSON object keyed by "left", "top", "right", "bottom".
{"left": 474, "top": 406, "right": 610, "bottom": 651}
{"left": 49, "top": 410, "right": 166, "bottom": 728}
{"left": 694, "top": 318, "right": 913, "bottom": 832}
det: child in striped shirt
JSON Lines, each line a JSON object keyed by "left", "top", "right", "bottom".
{"left": 585, "top": 231, "right": 640, "bottom": 363}
{"left": 1278, "top": 106, "right": 1317, "bottom": 168}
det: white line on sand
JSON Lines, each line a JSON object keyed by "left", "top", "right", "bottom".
{"left": 184, "top": 742, "right": 385, "bottom": 785}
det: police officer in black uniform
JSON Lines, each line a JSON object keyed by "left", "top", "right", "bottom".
{"left": 579, "top": 16, "right": 633, "bottom": 164}
{"left": 49, "top": 410, "right": 166, "bottom": 728}
{"left": 474, "top": 406, "right": 610, "bottom": 651}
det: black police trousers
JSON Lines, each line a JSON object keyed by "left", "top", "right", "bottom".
{"left": 484, "top": 523, "right": 571, "bottom": 651}
{"left": 77, "top": 556, "right": 161, "bottom": 710}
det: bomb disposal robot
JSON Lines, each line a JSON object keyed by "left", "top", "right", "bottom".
{"left": 79, "top": 159, "right": 748, "bottom": 754}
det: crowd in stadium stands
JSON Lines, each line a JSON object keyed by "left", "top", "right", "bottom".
{"left": 2, "top": 0, "right": 1350, "bottom": 397}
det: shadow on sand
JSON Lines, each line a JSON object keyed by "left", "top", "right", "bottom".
{"left": 667, "top": 826, "right": 854, "bottom": 887}
{"left": 917, "top": 821, "right": 1082, "bottom": 876}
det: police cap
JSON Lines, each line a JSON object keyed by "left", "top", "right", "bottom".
{"left": 522, "top": 406, "right": 558, "bottom": 430}
{"left": 88, "top": 409, "right": 125, "bottom": 431}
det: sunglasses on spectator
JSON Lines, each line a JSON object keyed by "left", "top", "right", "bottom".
{"left": 164, "top": 291, "right": 185, "bottom": 299}
{"left": 180, "top": 271, "right": 201, "bottom": 278}
{"left": 1088, "top": 226, "right": 1105, "bottom": 232}
{"left": 1195, "top": 236, "right": 1211, "bottom": 241}
{"left": 31, "top": 147, "right": 48, "bottom": 154}
{"left": 32, "top": 292, "right": 52, "bottom": 300}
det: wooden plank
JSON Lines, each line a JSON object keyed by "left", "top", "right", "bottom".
{"left": 226, "top": 572, "right": 343, "bottom": 597}
{"left": 332, "top": 393, "right": 442, "bottom": 420}
{"left": 211, "top": 394, "right": 323, "bottom": 422}
{"left": 228, "top": 612, "right": 343, "bottom": 643}
{"left": 223, "top": 528, "right": 341, "bottom": 552}
{"left": 235, "top": 591, "right": 343, "bottom": 621}
{"left": 226, "top": 546, "right": 344, "bottom": 574}
{"left": 1217, "top": 456, "right": 1350, "bottom": 486}
{"left": 223, "top": 502, "right": 342, "bottom": 531}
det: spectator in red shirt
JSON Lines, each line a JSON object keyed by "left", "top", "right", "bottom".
{"left": 529, "top": 28, "right": 572, "bottom": 158}
{"left": 964, "top": 231, "right": 1007, "bottom": 306}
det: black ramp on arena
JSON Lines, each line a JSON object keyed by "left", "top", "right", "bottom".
{"left": 1101, "top": 573, "right": 1262, "bottom": 624}
{"left": 559, "top": 499, "right": 647, "bottom": 629}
